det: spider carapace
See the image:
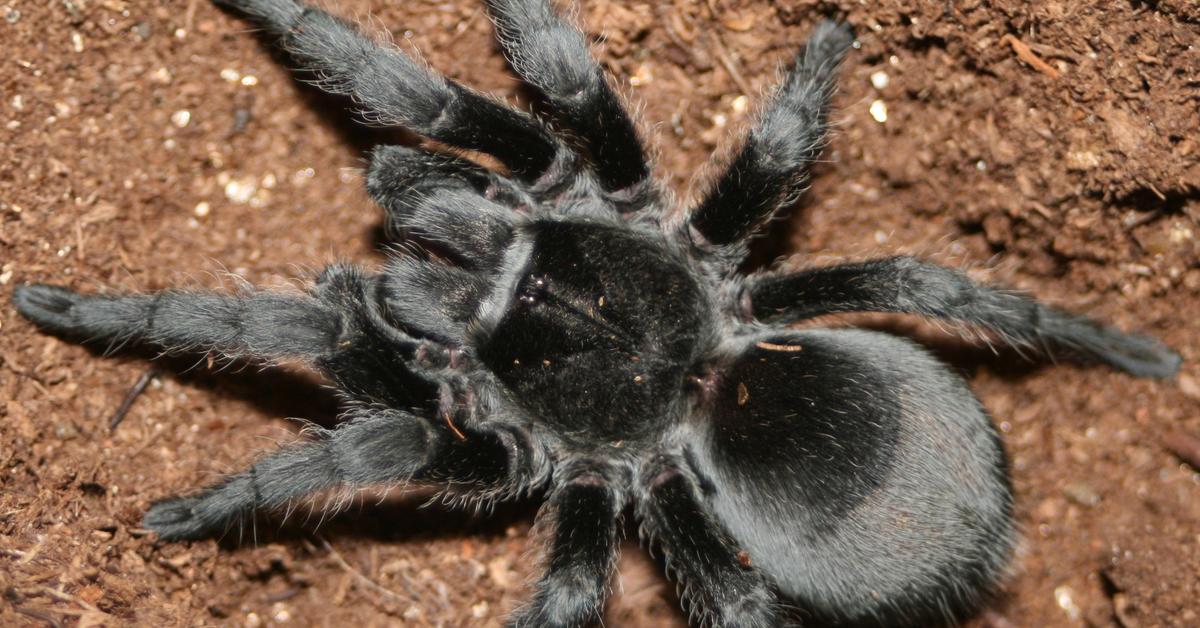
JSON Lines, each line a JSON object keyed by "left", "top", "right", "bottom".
{"left": 479, "top": 221, "right": 707, "bottom": 444}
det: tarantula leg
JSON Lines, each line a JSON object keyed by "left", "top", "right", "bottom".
{"left": 367, "top": 145, "right": 519, "bottom": 268}
{"left": 144, "top": 411, "right": 534, "bottom": 541}
{"left": 510, "top": 465, "right": 624, "bottom": 628}
{"left": 368, "top": 144, "right": 531, "bottom": 214}
{"left": 309, "top": 264, "right": 440, "bottom": 407}
{"left": 12, "top": 283, "right": 339, "bottom": 361}
{"left": 636, "top": 462, "right": 784, "bottom": 628}
{"left": 12, "top": 265, "right": 443, "bottom": 409}
{"left": 144, "top": 409, "right": 436, "bottom": 540}
{"left": 379, "top": 258, "right": 491, "bottom": 344}
{"left": 214, "top": 0, "right": 560, "bottom": 180}
{"left": 486, "top": 0, "right": 650, "bottom": 195}
{"left": 685, "top": 21, "right": 854, "bottom": 262}
{"left": 743, "top": 256, "right": 1182, "bottom": 378}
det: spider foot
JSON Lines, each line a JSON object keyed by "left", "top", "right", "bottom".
{"left": 1087, "top": 326, "right": 1182, "bottom": 379}
{"left": 12, "top": 284, "right": 85, "bottom": 333}
{"left": 143, "top": 494, "right": 229, "bottom": 541}
{"left": 808, "top": 19, "right": 855, "bottom": 57}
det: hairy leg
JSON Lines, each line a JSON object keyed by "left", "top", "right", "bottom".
{"left": 12, "top": 265, "right": 443, "bottom": 408}
{"left": 686, "top": 21, "right": 854, "bottom": 261}
{"left": 381, "top": 258, "right": 491, "bottom": 344}
{"left": 744, "top": 256, "right": 1181, "bottom": 378}
{"left": 144, "top": 410, "right": 531, "bottom": 540}
{"left": 367, "top": 145, "right": 518, "bottom": 269}
{"left": 637, "top": 462, "right": 783, "bottom": 628}
{"left": 486, "top": 0, "right": 649, "bottom": 194}
{"left": 12, "top": 283, "right": 339, "bottom": 361}
{"left": 510, "top": 465, "right": 624, "bottom": 628}
{"left": 145, "top": 409, "right": 435, "bottom": 539}
{"left": 308, "top": 264, "right": 442, "bottom": 407}
{"left": 214, "top": 0, "right": 561, "bottom": 179}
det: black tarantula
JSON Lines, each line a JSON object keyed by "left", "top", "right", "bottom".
{"left": 13, "top": 0, "right": 1182, "bottom": 626}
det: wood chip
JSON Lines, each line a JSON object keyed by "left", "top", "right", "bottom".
{"left": 1163, "top": 430, "right": 1200, "bottom": 471}
{"left": 999, "top": 34, "right": 1061, "bottom": 78}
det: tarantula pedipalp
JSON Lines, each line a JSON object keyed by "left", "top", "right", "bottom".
{"left": 12, "top": 0, "right": 1181, "bottom": 626}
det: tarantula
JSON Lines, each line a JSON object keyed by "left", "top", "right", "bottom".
{"left": 12, "top": 0, "right": 1181, "bottom": 626}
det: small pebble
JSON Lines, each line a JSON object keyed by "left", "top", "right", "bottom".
{"left": 224, "top": 177, "right": 257, "bottom": 204}
{"left": 193, "top": 201, "right": 211, "bottom": 217}
{"left": 55, "top": 422, "right": 79, "bottom": 440}
{"left": 220, "top": 68, "right": 241, "bottom": 82}
{"left": 1178, "top": 373, "right": 1200, "bottom": 400}
{"left": 1170, "top": 223, "right": 1194, "bottom": 244}
{"left": 1054, "top": 585, "right": 1081, "bottom": 621}
{"left": 869, "top": 99, "right": 888, "bottom": 123}
{"left": 731, "top": 94, "right": 749, "bottom": 114}
{"left": 240, "top": 75, "right": 259, "bottom": 86}
{"left": 170, "top": 110, "right": 191, "bottom": 128}
{"left": 870, "top": 70, "right": 889, "bottom": 89}
{"left": 4, "top": 6, "right": 19, "bottom": 23}
{"left": 629, "top": 63, "right": 652, "bottom": 87}
{"left": 270, "top": 603, "right": 291, "bottom": 623}
{"left": 1063, "top": 482, "right": 1101, "bottom": 507}
{"left": 71, "top": 32, "right": 84, "bottom": 53}
{"left": 1035, "top": 497, "right": 1063, "bottom": 521}
{"left": 1066, "top": 150, "right": 1101, "bottom": 171}
{"left": 291, "top": 167, "right": 315, "bottom": 186}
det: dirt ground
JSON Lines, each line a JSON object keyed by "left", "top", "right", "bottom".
{"left": 2, "top": 0, "right": 1198, "bottom": 626}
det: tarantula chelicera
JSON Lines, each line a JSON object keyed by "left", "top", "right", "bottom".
{"left": 13, "top": 0, "right": 1181, "bottom": 626}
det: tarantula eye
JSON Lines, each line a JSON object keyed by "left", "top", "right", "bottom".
{"left": 517, "top": 273, "right": 549, "bottom": 305}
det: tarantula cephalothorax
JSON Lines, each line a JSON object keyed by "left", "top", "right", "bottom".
{"left": 13, "top": 0, "right": 1181, "bottom": 626}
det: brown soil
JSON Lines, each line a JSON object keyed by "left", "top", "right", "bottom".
{"left": 2, "top": 1, "right": 1198, "bottom": 626}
